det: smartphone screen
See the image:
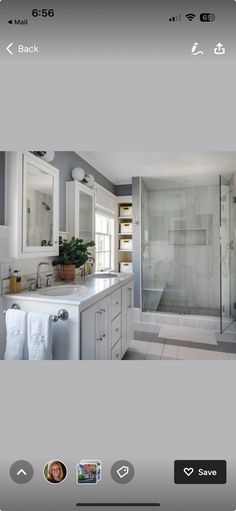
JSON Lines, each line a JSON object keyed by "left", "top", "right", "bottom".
{"left": 0, "top": 1, "right": 236, "bottom": 510}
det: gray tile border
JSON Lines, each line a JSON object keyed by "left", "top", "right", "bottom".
{"left": 134, "top": 331, "right": 160, "bottom": 342}
{"left": 133, "top": 331, "right": 236, "bottom": 356}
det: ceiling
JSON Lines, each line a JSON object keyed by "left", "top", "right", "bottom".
{"left": 78, "top": 151, "right": 236, "bottom": 186}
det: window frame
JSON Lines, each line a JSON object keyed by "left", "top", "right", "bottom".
{"left": 95, "top": 209, "right": 115, "bottom": 272}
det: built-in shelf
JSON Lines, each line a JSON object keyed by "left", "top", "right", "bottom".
{"left": 117, "top": 198, "right": 133, "bottom": 273}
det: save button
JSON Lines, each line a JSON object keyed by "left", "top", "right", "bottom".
{"left": 174, "top": 460, "right": 227, "bottom": 484}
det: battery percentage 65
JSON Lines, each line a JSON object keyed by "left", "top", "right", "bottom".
{"left": 200, "top": 13, "right": 216, "bottom": 22}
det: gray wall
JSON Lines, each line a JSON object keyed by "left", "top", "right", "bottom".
{"left": 0, "top": 152, "right": 5, "bottom": 225}
{"left": 115, "top": 184, "right": 132, "bottom": 196}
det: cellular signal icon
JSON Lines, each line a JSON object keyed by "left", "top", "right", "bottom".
{"left": 169, "top": 14, "right": 181, "bottom": 22}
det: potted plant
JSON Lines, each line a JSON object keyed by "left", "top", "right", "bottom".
{"left": 52, "top": 236, "right": 95, "bottom": 281}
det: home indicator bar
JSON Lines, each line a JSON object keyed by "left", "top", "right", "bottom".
{"left": 76, "top": 504, "right": 160, "bottom": 508}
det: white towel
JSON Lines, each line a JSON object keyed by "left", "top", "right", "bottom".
{"left": 27, "top": 312, "right": 53, "bottom": 360}
{"left": 4, "top": 309, "right": 27, "bottom": 360}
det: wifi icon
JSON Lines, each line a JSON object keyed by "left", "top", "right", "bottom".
{"left": 185, "top": 13, "right": 196, "bottom": 21}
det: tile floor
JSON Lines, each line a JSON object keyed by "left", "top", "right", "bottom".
{"left": 123, "top": 322, "right": 236, "bottom": 360}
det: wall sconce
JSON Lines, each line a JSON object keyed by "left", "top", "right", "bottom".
{"left": 32, "top": 151, "right": 55, "bottom": 162}
{"left": 71, "top": 168, "right": 95, "bottom": 188}
{"left": 71, "top": 167, "right": 85, "bottom": 181}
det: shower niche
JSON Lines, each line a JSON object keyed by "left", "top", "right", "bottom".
{"left": 168, "top": 228, "right": 207, "bottom": 246}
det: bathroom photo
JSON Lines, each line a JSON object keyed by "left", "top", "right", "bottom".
{"left": 1, "top": 151, "right": 236, "bottom": 361}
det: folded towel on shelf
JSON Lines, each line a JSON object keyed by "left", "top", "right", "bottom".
{"left": 27, "top": 312, "right": 53, "bottom": 360}
{"left": 4, "top": 309, "right": 27, "bottom": 360}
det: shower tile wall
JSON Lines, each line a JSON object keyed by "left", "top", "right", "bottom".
{"left": 143, "top": 185, "right": 220, "bottom": 314}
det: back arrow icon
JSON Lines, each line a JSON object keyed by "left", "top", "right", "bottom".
{"left": 6, "top": 42, "right": 13, "bottom": 55}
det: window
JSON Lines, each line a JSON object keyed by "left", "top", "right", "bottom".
{"left": 95, "top": 211, "right": 115, "bottom": 271}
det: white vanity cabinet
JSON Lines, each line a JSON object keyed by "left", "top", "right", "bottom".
{"left": 81, "top": 296, "right": 110, "bottom": 360}
{"left": 81, "top": 280, "right": 133, "bottom": 360}
{"left": 2, "top": 277, "right": 133, "bottom": 361}
{"left": 66, "top": 181, "right": 95, "bottom": 243}
{"left": 6, "top": 152, "right": 59, "bottom": 258}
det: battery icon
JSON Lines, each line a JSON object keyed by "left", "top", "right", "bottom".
{"left": 200, "top": 13, "right": 216, "bottom": 22}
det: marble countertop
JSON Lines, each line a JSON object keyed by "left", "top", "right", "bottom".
{"left": 3, "top": 273, "right": 133, "bottom": 311}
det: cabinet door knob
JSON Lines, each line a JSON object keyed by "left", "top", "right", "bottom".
{"left": 116, "top": 301, "right": 119, "bottom": 305}
{"left": 116, "top": 328, "right": 119, "bottom": 332}
{"left": 103, "top": 334, "right": 106, "bottom": 338}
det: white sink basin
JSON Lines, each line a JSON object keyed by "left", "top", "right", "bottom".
{"left": 92, "top": 273, "right": 119, "bottom": 279}
{"left": 38, "top": 285, "right": 87, "bottom": 297}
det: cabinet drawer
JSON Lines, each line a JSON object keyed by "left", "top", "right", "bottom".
{"left": 111, "top": 289, "right": 122, "bottom": 319}
{"left": 111, "top": 338, "right": 122, "bottom": 360}
{"left": 111, "top": 313, "right": 122, "bottom": 348}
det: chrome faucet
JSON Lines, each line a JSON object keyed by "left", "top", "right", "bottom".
{"left": 36, "top": 262, "right": 53, "bottom": 289}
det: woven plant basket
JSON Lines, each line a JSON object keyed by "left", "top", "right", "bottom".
{"left": 60, "top": 264, "right": 76, "bottom": 281}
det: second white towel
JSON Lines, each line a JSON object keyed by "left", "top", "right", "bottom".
{"left": 27, "top": 312, "right": 53, "bottom": 360}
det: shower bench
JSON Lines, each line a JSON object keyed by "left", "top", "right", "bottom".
{"left": 143, "top": 282, "right": 166, "bottom": 311}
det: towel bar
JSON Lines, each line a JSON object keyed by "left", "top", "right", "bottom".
{"left": 3, "top": 304, "right": 69, "bottom": 322}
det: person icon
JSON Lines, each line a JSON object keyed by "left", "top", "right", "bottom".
{"left": 44, "top": 460, "right": 67, "bottom": 484}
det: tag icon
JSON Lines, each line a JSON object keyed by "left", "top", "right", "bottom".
{"left": 111, "top": 460, "right": 135, "bottom": 484}
{"left": 117, "top": 465, "right": 129, "bottom": 479}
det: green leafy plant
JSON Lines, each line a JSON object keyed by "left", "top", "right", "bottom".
{"left": 52, "top": 236, "right": 95, "bottom": 268}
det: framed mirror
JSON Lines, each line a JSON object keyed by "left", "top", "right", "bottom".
{"left": 22, "top": 153, "right": 59, "bottom": 254}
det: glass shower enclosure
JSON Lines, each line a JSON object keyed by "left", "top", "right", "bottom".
{"left": 141, "top": 176, "right": 234, "bottom": 333}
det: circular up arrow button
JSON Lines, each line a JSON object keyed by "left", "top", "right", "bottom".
{"left": 9, "top": 460, "right": 34, "bottom": 484}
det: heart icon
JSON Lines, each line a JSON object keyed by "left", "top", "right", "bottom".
{"left": 184, "top": 467, "right": 194, "bottom": 477}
